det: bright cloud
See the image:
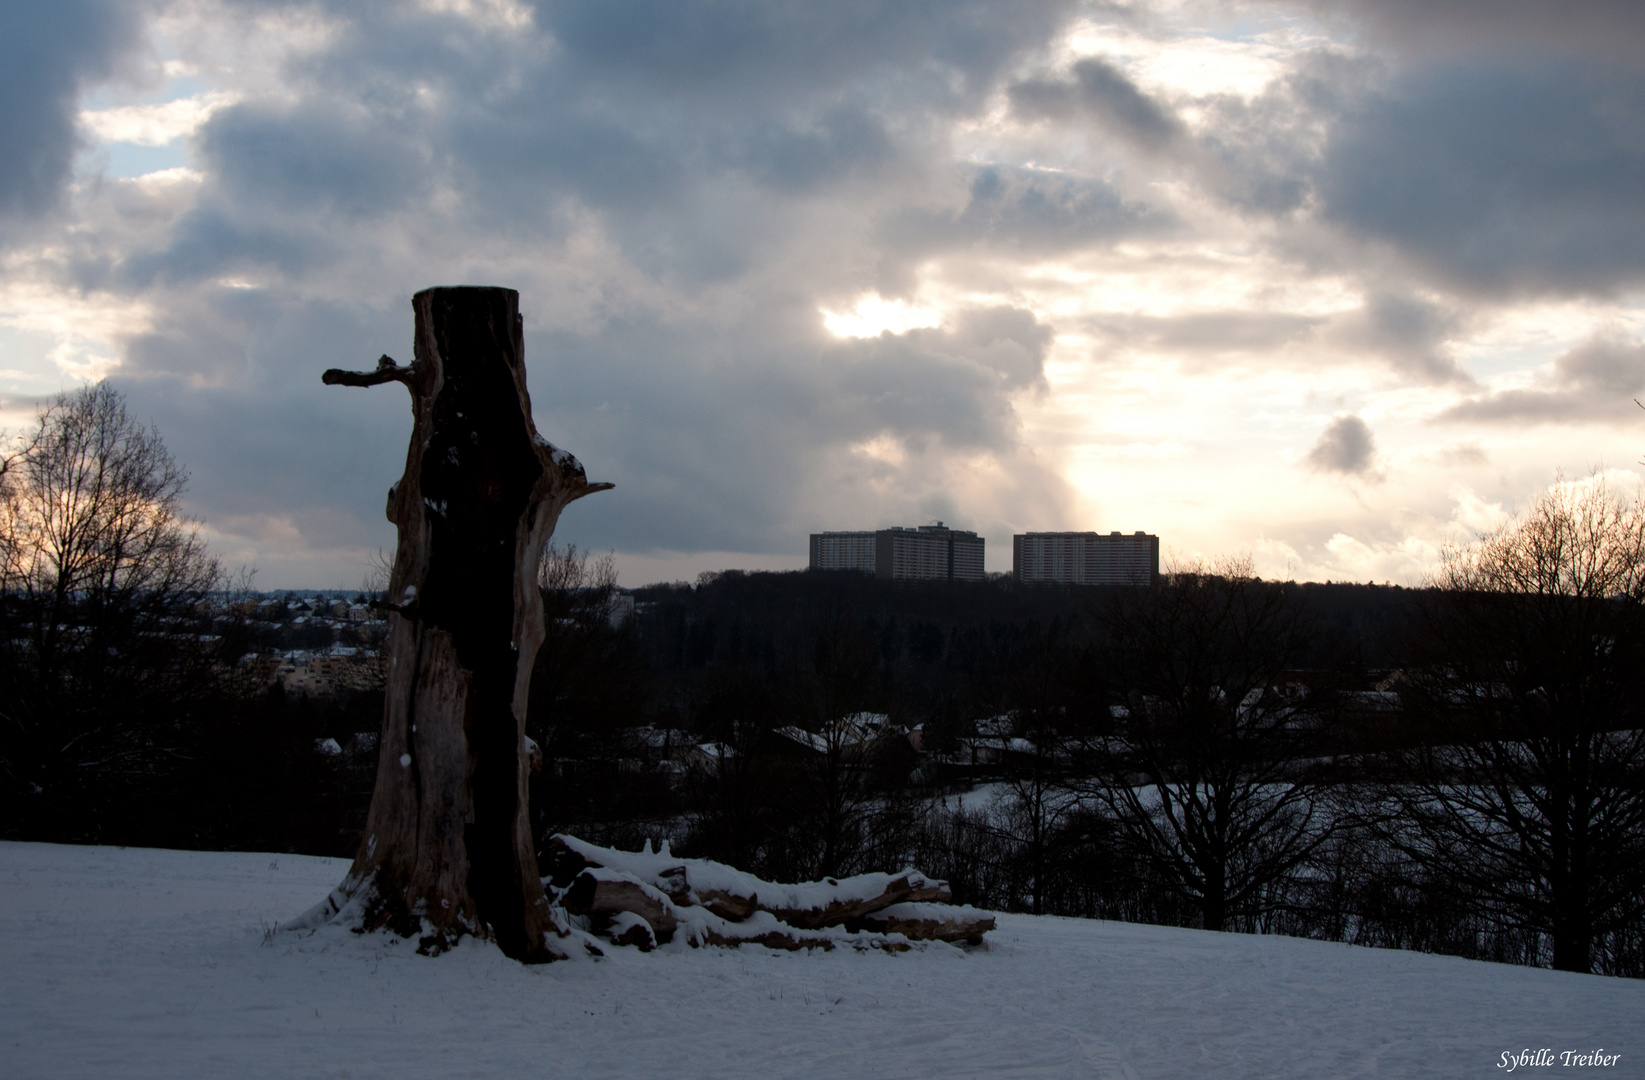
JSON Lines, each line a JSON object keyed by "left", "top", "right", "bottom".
{"left": 822, "top": 296, "right": 946, "bottom": 339}
{"left": 81, "top": 91, "right": 241, "bottom": 146}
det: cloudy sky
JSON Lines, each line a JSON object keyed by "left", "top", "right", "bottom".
{"left": 3, "top": 0, "right": 1644, "bottom": 587}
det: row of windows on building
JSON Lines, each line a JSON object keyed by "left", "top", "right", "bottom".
{"left": 809, "top": 525, "right": 1159, "bottom": 585}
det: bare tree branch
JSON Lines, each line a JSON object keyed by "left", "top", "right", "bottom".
{"left": 322, "top": 354, "right": 415, "bottom": 388}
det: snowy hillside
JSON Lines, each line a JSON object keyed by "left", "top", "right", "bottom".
{"left": 2, "top": 841, "right": 1639, "bottom": 1079}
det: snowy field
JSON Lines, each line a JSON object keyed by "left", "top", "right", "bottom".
{"left": 2, "top": 841, "right": 1641, "bottom": 1079}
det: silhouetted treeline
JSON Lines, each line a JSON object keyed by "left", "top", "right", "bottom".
{"left": 7, "top": 490, "right": 1644, "bottom": 980}
{"left": 625, "top": 569, "right": 1410, "bottom": 720}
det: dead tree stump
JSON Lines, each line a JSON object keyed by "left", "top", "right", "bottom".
{"left": 304, "top": 286, "right": 610, "bottom": 962}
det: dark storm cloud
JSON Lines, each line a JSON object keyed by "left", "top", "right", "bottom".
{"left": 121, "top": 0, "right": 1081, "bottom": 292}
{"left": 1073, "top": 24, "right": 1645, "bottom": 301}
{"left": 200, "top": 103, "right": 433, "bottom": 219}
{"left": 538, "top": 0, "right": 1078, "bottom": 105}
{"left": 446, "top": 109, "right": 691, "bottom": 221}
{"left": 1194, "top": 49, "right": 1377, "bottom": 216}
{"left": 1305, "top": 415, "right": 1380, "bottom": 478}
{"left": 881, "top": 163, "right": 1170, "bottom": 263}
{"left": 0, "top": 0, "right": 146, "bottom": 223}
{"left": 1010, "top": 57, "right": 1187, "bottom": 151}
{"left": 521, "top": 303, "right": 1056, "bottom": 554}
{"left": 1439, "top": 333, "right": 1645, "bottom": 425}
{"left": 111, "top": 99, "right": 437, "bottom": 288}
{"left": 30, "top": 0, "right": 1645, "bottom": 587}
{"left": 121, "top": 205, "right": 347, "bottom": 287}
{"left": 731, "top": 107, "right": 899, "bottom": 195}
{"left": 1305, "top": 0, "right": 1645, "bottom": 65}
{"left": 1326, "top": 292, "right": 1470, "bottom": 384}
{"left": 113, "top": 289, "right": 413, "bottom": 541}
{"left": 1317, "top": 62, "right": 1645, "bottom": 295}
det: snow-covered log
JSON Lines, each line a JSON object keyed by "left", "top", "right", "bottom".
{"left": 605, "top": 911, "right": 658, "bottom": 951}
{"left": 561, "top": 868, "right": 679, "bottom": 941}
{"left": 685, "top": 910, "right": 839, "bottom": 952}
{"left": 542, "top": 834, "right": 602, "bottom": 887}
{"left": 549, "top": 835, "right": 763, "bottom": 919}
{"left": 852, "top": 903, "right": 996, "bottom": 944}
{"left": 675, "top": 908, "right": 912, "bottom": 952}
{"left": 762, "top": 871, "right": 949, "bottom": 929}
{"left": 546, "top": 834, "right": 977, "bottom": 940}
{"left": 694, "top": 887, "right": 760, "bottom": 922}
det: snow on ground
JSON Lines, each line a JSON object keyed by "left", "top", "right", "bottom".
{"left": 2, "top": 841, "right": 1640, "bottom": 1079}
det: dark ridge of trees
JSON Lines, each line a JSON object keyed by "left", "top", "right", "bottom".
{"left": 630, "top": 569, "right": 1419, "bottom": 723}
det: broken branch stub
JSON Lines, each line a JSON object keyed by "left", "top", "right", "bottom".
{"left": 305, "top": 286, "right": 611, "bottom": 962}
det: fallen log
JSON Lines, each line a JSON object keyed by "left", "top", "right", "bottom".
{"left": 850, "top": 902, "right": 996, "bottom": 945}
{"left": 561, "top": 868, "right": 679, "bottom": 941}
{"left": 605, "top": 911, "right": 658, "bottom": 951}
{"left": 904, "top": 876, "right": 955, "bottom": 905}
{"left": 675, "top": 909, "right": 910, "bottom": 953}
{"left": 543, "top": 835, "right": 601, "bottom": 888}
{"left": 694, "top": 887, "right": 760, "bottom": 921}
{"left": 697, "top": 924, "right": 834, "bottom": 952}
{"left": 548, "top": 834, "right": 951, "bottom": 928}
{"left": 549, "top": 834, "right": 763, "bottom": 919}
{"left": 762, "top": 870, "right": 949, "bottom": 929}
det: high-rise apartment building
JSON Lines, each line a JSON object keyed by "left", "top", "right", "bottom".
{"left": 1013, "top": 531, "right": 1159, "bottom": 585}
{"left": 809, "top": 531, "right": 877, "bottom": 572}
{"left": 809, "top": 523, "right": 985, "bottom": 581}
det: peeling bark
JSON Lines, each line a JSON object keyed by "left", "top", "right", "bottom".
{"left": 306, "top": 286, "right": 610, "bottom": 962}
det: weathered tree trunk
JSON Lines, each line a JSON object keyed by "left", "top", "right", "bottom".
{"left": 303, "top": 286, "right": 610, "bottom": 962}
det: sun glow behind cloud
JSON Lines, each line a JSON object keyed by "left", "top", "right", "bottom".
{"left": 821, "top": 295, "right": 945, "bottom": 339}
{"left": 80, "top": 91, "right": 241, "bottom": 147}
{"left": 1062, "top": 19, "right": 1306, "bottom": 101}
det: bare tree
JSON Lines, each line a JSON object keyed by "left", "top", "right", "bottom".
{"left": 987, "top": 632, "right": 1090, "bottom": 915}
{"left": 0, "top": 383, "right": 223, "bottom": 834}
{"left": 539, "top": 542, "right": 618, "bottom": 623}
{"left": 1083, "top": 558, "right": 1339, "bottom": 932}
{"left": 792, "top": 605, "right": 884, "bottom": 879}
{"left": 526, "top": 542, "right": 652, "bottom": 849}
{"left": 1376, "top": 479, "right": 1645, "bottom": 973}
